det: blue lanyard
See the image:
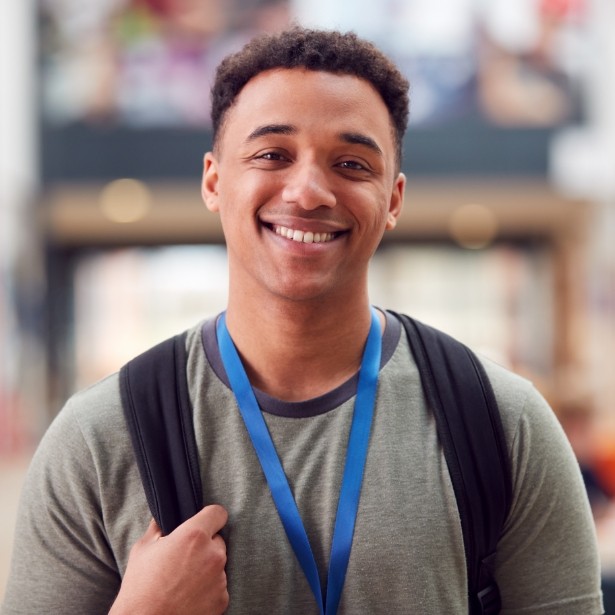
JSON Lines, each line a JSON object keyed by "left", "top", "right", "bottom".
{"left": 216, "top": 308, "right": 382, "bottom": 615}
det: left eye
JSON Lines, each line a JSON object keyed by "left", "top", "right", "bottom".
{"left": 338, "top": 160, "right": 365, "bottom": 170}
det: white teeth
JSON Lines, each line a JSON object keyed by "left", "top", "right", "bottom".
{"left": 274, "top": 225, "right": 334, "bottom": 244}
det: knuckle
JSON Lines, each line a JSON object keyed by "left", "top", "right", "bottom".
{"left": 210, "top": 546, "right": 227, "bottom": 569}
{"left": 219, "top": 589, "right": 230, "bottom": 612}
{"left": 183, "top": 525, "right": 208, "bottom": 544}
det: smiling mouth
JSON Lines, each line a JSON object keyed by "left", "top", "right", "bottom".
{"left": 270, "top": 224, "right": 341, "bottom": 244}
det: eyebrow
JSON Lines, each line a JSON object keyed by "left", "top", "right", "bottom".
{"left": 246, "top": 124, "right": 297, "bottom": 142}
{"left": 340, "top": 132, "right": 383, "bottom": 156}
{"left": 245, "top": 124, "right": 383, "bottom": 157}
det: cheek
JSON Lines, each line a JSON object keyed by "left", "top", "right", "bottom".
{"left": 218, "top": 174, "right": 275, "bottom": 213}
{"left": 351, "top": 187, "right": 392, "bottom": 227}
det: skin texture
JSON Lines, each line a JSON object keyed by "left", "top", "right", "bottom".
{"left": 113, "top": 67, "right": 405, "bottom": 612}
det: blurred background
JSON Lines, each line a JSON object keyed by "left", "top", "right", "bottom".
{"left": 1, "top": 0, "right": 614, "bottom": 606}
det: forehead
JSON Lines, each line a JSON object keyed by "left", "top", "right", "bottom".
{"left": 218, "top": 68, "right": 395, "bottom": 153}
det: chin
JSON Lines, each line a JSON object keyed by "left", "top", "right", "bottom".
{"left": 267, "top": 279, "right": 353, "bottom": 306}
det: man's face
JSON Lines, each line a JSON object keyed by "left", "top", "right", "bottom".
{"left": 202, "top": 67, "right": 405, "bottom": 305}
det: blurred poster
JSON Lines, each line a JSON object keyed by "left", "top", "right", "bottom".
{"left": 39, "top": 0, "right": 588, "bottom": 127}
{"left": 39, "top": 0, "right": 292, "bottom": 127}
{"left": 295, "top": 0, "right": 587, "bottom": 127}
{"left": 39, "top": 0, "right": 587, "bottom": 129}
{"left": 294, "top": 0, "right": 478, "bottom": 126}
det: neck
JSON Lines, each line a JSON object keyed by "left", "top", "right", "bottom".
{"left": 224, "top": 295, "right": 380, "bottom": 402}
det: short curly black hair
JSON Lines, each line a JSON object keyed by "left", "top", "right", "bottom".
{"left": 210, "top": 27, "right": 410, "bottom": 168}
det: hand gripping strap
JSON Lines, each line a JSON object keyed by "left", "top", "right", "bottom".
{"left": 119, "top": 332, "right": 202, "bottom": 536}
{"left": 396, "top": 313, "right": 512, "bottom": 615}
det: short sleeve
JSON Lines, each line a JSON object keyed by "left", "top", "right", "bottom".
{"left": 1, "top": 399, "right": 122, "bottom": 615}
{"left": 495, "top": 384, "right": 603, "bottom": 614}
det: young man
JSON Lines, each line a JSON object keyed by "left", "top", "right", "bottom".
{"left": 2, "top": 28, "right": 603, "bottom": 615}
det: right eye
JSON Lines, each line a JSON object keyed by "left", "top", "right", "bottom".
{"left": 256, "top": 151, "right": 287, "bottom": 161}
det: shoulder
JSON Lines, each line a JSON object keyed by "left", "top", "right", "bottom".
{"left": 29, "top": 371, "right": 126, "bottom": 483}
{"left": 476, "top": 354, "right": 581, "bottom": 483}
{"left": 43, "top": 373, "right": 128, "bottom": 475}
{"left": 392, "top": 310, "right": 559, "bottom": 447}
{"left": 389, "top": 313, "right": 602, "bottom": 610}
{"left": 63, "top": 321, "right": 205, "bottom": 438}
{"left": 61, "top": 371, "right": 123, "bottom": 434}
{"left": 477, "top": 356, "right": 550, "bottom": 445}
{"left": 391, "top": 313, "right": 587, "bottom": 501}
{"left": 391, "top": 312, "right": 546, "bottom": 440}
{"left": 35, "top": 322, "right": 206, "bottom": 489}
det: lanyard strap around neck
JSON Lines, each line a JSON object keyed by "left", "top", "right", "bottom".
{"left": 216, "top": 308, "right": 382, "bottom": 615}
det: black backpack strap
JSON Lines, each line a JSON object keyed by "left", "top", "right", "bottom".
{"left": 119, "top": 332, "right": 202, "bottom": 536}
{"left": 395, "top": 312, "right": 512, "bottom": 614}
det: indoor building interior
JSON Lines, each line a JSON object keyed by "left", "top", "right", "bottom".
{"left": 1, "top": 0, "right": 614, "bottom": 608}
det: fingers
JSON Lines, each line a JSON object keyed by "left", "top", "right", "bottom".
{"left": 141, "top": 505, "right": 227, "bottom": 545}
{"left": 183, "top": 504, "right": 229, "bottom": 537}
{"left": 116, "top": 508, "right": 230, "bottom": 615}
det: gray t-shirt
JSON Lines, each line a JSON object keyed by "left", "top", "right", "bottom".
{"left": 1, "top": 312, "right": 604, "bottom": 614}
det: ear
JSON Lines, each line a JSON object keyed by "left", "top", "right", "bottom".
{"left": 385, "top": 172, "right": 405, "bottom": 231}
{"left": 202, "top": 152, "right": 220, "bottom": 212}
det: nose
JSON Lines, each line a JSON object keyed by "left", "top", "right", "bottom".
{"left": 281, "top": 161, "right": 336, "bottom": 210}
